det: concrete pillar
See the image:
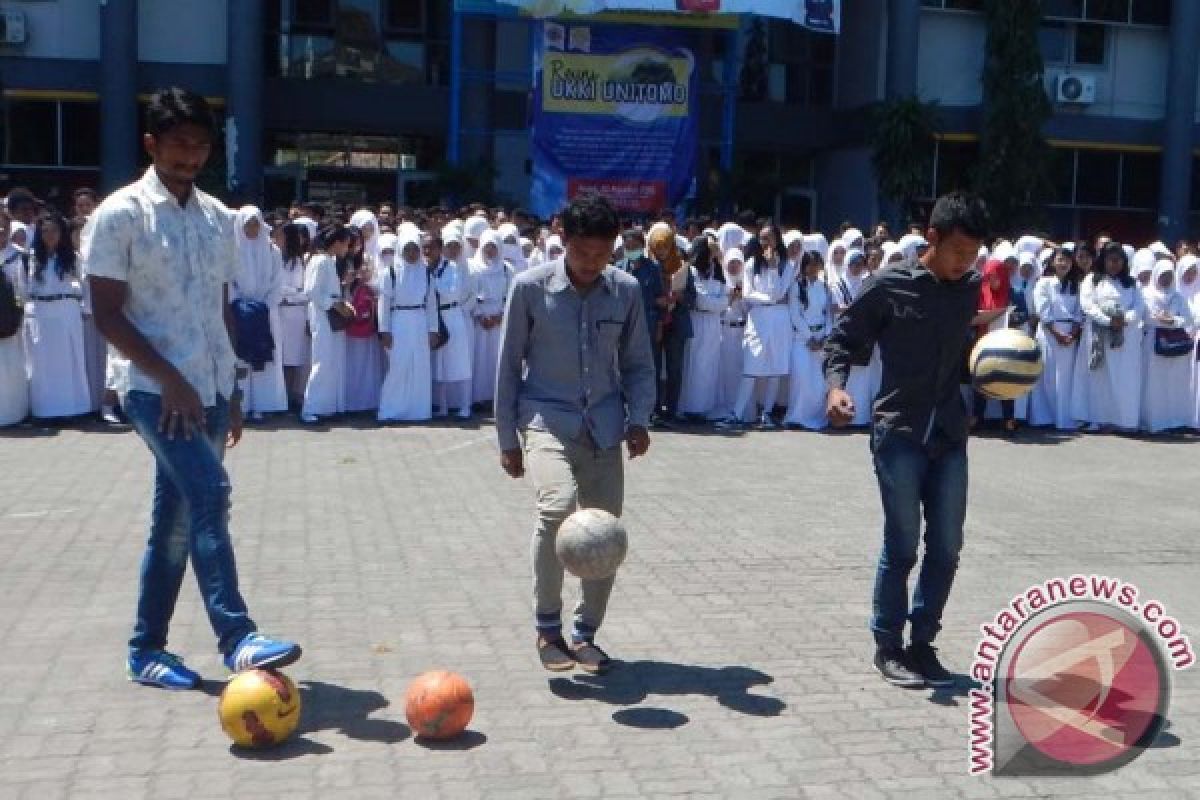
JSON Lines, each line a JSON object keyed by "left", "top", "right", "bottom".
{"left": 885, "top": 0, "right": 920, "bottom": 100}
{"left": 99, "top": 0, "right": 139, "bottom": 193}
{"left": 1158, "top": 0, "right": 1200, "bottom": 243}
{"left": 226, "top": 0, "right": 266, "bottom": 202}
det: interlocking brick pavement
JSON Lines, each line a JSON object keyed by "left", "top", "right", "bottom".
{"left": 0, "top": 418, "right": 1196, "bottom": 799}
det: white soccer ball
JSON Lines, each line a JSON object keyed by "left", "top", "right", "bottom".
{"left": 555, "top": 509, "right": 628, "bottom": 580}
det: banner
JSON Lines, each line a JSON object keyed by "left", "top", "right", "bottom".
{"left": 495, "top": 0, "right": 840, "bottom": 34}
{"left": 530, "top": 23, "right": 699, "bottom": 218}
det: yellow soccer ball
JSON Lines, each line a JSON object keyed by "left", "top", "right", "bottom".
{"left": 970, "top": 328, "right": 1044, "bottom": 401}
{"left": 217, "top": 669, "right": 302, "bottom": 748}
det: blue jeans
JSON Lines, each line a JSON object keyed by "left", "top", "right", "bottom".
{"left": 123, "top": 391, "right": 255, "bottom": 655}
{"left": 870, "top": 434, "right": 967, "bottom": 649}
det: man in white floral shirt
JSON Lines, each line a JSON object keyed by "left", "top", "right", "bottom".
{"left": 86, "top": 88, "right": 301, "bottom": 690}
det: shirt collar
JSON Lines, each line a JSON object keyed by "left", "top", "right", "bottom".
{"left": 548, "top": 258, "right": 615, "bottom": 295}
{"left": 140, "top": 167, "right": 197, "bottom": 210}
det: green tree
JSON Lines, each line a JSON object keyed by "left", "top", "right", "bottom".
{"left": 870, "top": 96, "right": 936, "bottom": 226}
{"left": 973, "top": 0, "right": 1053, "bottom": 234}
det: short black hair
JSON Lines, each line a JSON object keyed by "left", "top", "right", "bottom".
{"left": 5, "top": 187, "right": 37, "bottom": 212}
{"left": 561, "top": 194, "right": 620, "bottom": 241}
{"left": 315, "top": 223, "right": 352, "bottom": 251}
{"left": 73, "top": 187, "right": 98, "bottom": 202}
{"left": 928, "top": 191, "right": 989, "bottom": 241}
{"left": 145, "top": 87, "right": 217, "bottom": 139}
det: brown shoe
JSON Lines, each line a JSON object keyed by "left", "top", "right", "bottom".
{"left": 570, "top": 641, "right": 612, "bottom": 674}
{"left": 538, "top": 635, "right": 575, "bottom": 672}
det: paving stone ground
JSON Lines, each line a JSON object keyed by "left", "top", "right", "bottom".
{"left": 0, "top": 417, "right": 1197, "bottom": 799}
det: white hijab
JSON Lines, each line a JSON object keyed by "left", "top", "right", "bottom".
{"left": 497, "top": 223, "right": 527, "bottom": 273}
{"left": 544, "top": 234, "right": 564, "bottom": 262}
{"left": 349, "top": 209, "right": 381, "bottom": 268}
{"left": 471, "top": 229, "right": 506, "bottom": 274}
{"left": 717, "top": 222, "right": 747, "bottom": 258}
{"left": 1176, "top": 254, "right": 1200, "bottom": 307}
{"left": 441, "top": 223, "right": 468, "bottom": 271}
{"left": 233, "top": 206, "right": 276, "bottom": 298}
{"left": 464, "top": 215, "right": 490, "bottom": 260}
{"left": 1145, "top": 258, "right": 1180, "bottom": 315}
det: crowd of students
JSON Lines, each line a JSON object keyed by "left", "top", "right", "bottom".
{"left": 1, "top": 188, "right": 1198, "bottom": 436}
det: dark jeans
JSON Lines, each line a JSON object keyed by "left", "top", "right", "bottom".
{"left": 123, "top": 391, "right": 255, "bottom": 655}
{"left": 870, "top": 434, "right": 968, "bottom": 649}
{"left": 662, "top": 321, "right": 688, "bottom": 416}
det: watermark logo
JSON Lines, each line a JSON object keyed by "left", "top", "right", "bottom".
{"left": 968, "top": 576, "right": 1192, "bottom": 776}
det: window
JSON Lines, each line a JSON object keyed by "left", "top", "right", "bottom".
{"left": 920, "top": 0, "right": 984, "bottom": 10}
{"left": 1075, "top": 150, "right": 1121, "bottom": 207}
{"left": 1073, "top": 23, "right": 1106, "bottom": 65}
{"left": 60, "top": 102, "right": 101, "bottom": 167}
{"left": 3, "top": 100, "right": 57, "bottom": 165}
{"left": 1130, "top": 0, "right": 1169, "bottom": 25}
{"left": 292, "top": 0, "right": 335, "bottom": 29}
{"left": 768, "top": 20, "right": 835, "bottom": 107}
{"left": 1050, "top": 148, "right": 1076, "bottom": 205}
{"left": 1119, "top": 151, "right": 1159, "bottom": 209}
{"left": 1043, "top": 0, "right": 1168, "bottom": 25}
{"left": 934, "top": 140, "right": 978, "bottom": 198}
{"left": 1039, "top": 21, "right": 1107, "bottom": 66}
{"left": 384, "top": 0, "right": 423, "bottom": 33}
{"left": 272, "top": 1, "right": 444, "bottom": 85}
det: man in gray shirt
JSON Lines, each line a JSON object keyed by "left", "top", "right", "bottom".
{"left": 495, "top": 195, "right": 656, "bottom": 674}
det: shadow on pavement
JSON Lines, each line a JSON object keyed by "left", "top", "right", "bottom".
{"left": 211, "top": 679, "right": 410, "bottom": 761}
{"left": 413, "top": 730, "right": 488, "bottom": 751}
{"left": 611, "top": 707, "right": 690, "bottom": 729}
{"left": 548, "top": 660, "right": 785, "bottom": 723}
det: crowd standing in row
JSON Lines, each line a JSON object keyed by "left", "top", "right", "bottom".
{"left": 1, "top": 188, "right": 1199, "bottom": 437}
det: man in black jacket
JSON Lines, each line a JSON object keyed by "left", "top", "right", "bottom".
{"left": 824, "top": 192, "right": 991, "bottom": 690}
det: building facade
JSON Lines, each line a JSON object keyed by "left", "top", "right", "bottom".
{"left": 0, "top": 0, "right": 1194, "bottom": 241}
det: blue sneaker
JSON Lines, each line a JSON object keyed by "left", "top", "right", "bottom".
{"left": 127, "top": 649, "right": 202, "bottom": 690}
{"left": 224, "top": 633, "right": 302, "bottom": 673}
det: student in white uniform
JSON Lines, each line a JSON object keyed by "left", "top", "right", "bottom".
{"left": 1029, "top": 247, "right": 1083, "bottom": 430}
{"left": 24, "top": 212, "right": 92, "bottom": 420}
{"left": 1132, "top": 248, "right": 1156, "bottom": 300}
{"left": 468, "top": 229, "right": 511, "bottom": 408}
{"left": 231, "top": 206, "right": 288, "bottom": 419}
{"left": 831, "top": 248, "right": 875, "bottom": 427}
{"left": 1071, "top": 242, "right": 1145, "bottom": 432}
{"left": 463, "top": 215, "right": 490, "bottom": 262}
{"left": 432, "top": 224, "right": 475, "bottom": 419}
{"left": 498, "top": 223, "right": 529, "bottom": 275}
{"left": 677, "top": 236, "right": 728, "bottom": 419}
{"left": 720, "top": 225, "right": 795, "bottom": 429}
{"left": 783, "top": 250, "right": 832, "bottom": 430}
{"left": 377, "top": 229, "right": 440, "bottom": 422}
{"left": 301, "top": 225, "right": 354, "bottom": 423}
{"left": 0, "top": 210, "right": 30, "bottom": 426}
{"left": 1139, "top": 258, "right": 1194, "bottom": 433}
{"left": 278, "top": 223, "right": 311, "bottom": 408}
{"left": 1178, "top": 256, "right": 1200, "bottom": 430}
{"left": 712, "top": 248, "right": 747, "bottom": 422}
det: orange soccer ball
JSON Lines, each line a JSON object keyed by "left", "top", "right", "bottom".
{"left": 404, "top": 670, "right": 474, "bottom": 740}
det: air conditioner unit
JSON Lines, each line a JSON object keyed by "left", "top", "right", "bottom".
{"left": 0, "top": 11, "right": 27, "bottom": 45}
{"left": 1055, "top": 73, "right": 1096, "bottom": 105}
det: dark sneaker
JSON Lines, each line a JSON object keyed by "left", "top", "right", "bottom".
{"left": 570, "top": 641, "right": 611, "bottom": 675}
{"left": 538, "top": 635, "right": 575, "bottom": 672}
{"left": 874, "top": 646, "right": 925, "bottom": 688}
{"left": 907, "top": 642, "right": 956, "bottom": 688}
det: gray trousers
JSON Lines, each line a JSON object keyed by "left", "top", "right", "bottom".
{"left": 522, "top": 427, "right": 624, "bottom": 643}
